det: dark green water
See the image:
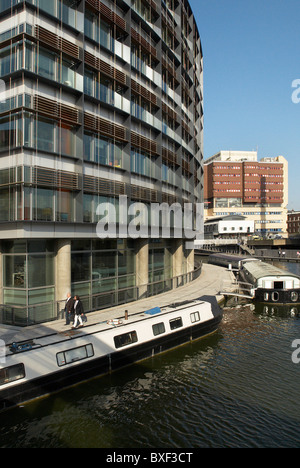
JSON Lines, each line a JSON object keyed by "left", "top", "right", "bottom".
{"left": 1, "top": 262, "right": 300, "bottom": 448}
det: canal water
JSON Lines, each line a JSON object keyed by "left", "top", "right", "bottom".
{"left": 1, "top": 262, "right": 300, "bottom": 448}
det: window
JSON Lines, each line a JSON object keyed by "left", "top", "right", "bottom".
{"left": 38, "top": 48, "right": 56, "bottom": 81}
{"left": 28, "top": 254, "right": 54, "bottom": 288}
{"left": 131, "top": 149, "right": 155, "bottom": 178}
{"left": 291, "top": 292, "right": 298, "bottom": 302}
{"left": 33, "top": 188, "right": 54, "bottom": 221}
{"left": 169, "top": 317, "right": 183, "bottom": 330}
{"left": 57, "top": 344, "right": 94, "bottom": 367}
{"left": 152, "top": 322, "right": 166, "bottom": 336}
{"left": 35, "top": 118, "right": 55, "bottom": 153}
{"left": 4, "top": 255, "right": 26, "bottom": 288}
{"left": 162, "top": 163, "right": 176, "bottom": 185}
{"left": 190, "top": 311, "right": 200, "bottom": 323}
{"left": 114, "top": 331, "right": 138, "bottom": 349}
{"left": 215, "top": 198, "right": 228, "bottom": 208}
{"left": 84, "top": 133, "right": 123, "bottom": 167}
{"left": 0, "top": 363, "right": 25, "bottom": 386}
{"left": 272, "top": 292, "right": 279, "bottom": 302}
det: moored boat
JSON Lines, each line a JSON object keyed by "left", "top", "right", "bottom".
{"left": 0, "top": 299, "right": 222, "bottom": 412}
{"left": 239, "top": 260, "right": 300, "bottom": 304}
{"left": 208, "top": 253, "right": 300, "bottom": 304}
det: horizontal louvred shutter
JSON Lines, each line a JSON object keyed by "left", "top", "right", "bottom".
{"left": 162, "top": 147, "right": 179, "bottom": 167}
{"left": 33, "top": 95, "right": 80, "bottom": 125}
{"left": 131, "top": 185, "right": 158, "bottom": 202}
{"left": 35, "top": 25, "right": 59, "bottom": 49}
{"left": 83, "top": 175, "right": 125, "bottom": 196}
{"left": 59, "top": 103, "right": 80, "bottom": 125}
{"left": 131, "top": 29, "right": 157, "bottom": 59}
{"left": 162, "top": 102, "right": 178, "bottom": 122}
{"left": 131, "top": 131, "right": 157, "bottom": 155}
{"left": 33, "top": 167, "right": 79, "bottom": 191}
{"left": 162, "top": 193, "right": 178, "bottom": 205}
{"left": 131, "top": 79, "right": 157, "bottom": 106}
{"left": 85, "top": 0, "right": 127, "bottom": 32}
{"left": 33, "top": 95, "right": 58, "bottom": 119}
{"left": 84, "top": 51, "right": 127, "bottom": 86}
{"left": 35, "top": 26, "right": 79, "bottom": 60}
{"left": 84, "top": 112, "right": 127, "bottom": 142}
{"left": 60, "top": 38, "right": 80, "bottom": 60}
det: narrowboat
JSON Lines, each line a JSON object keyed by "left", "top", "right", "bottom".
{"left": 0, "top": 299, "right": 222, "bottom": 412}
{"left": 209, "top": 253, "right": 300, "bottom": 304}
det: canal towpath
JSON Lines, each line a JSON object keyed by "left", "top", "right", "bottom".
{"left": 0, "top": 263, "right": 234, "bottom": 344}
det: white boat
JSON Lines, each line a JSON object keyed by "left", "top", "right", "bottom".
{"left": 209, "top": 253, "right": 300, "bottom": 304}
{"left": 0, "top": 299, "right": 222, "bottom": 412}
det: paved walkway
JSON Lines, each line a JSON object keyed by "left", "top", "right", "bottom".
{"left": 0, "top": 264, "right": 234, "bottom": 344}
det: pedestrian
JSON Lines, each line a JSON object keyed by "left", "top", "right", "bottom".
{"left": 72, "top": 295, "right": 84, "bottom": 329}
{"left": 297, "top": 251, "right": 300, "bottom": 259}
{"left": 65, "top": 292, "right": 75, "bottom": 326}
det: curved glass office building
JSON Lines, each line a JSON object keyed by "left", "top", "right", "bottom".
{"left": 0, "top": 0, "right": 203, "bottom": 326}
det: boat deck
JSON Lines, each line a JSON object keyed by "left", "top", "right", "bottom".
{"left": 0, "top": 263, "right": 234, "bottom": 347}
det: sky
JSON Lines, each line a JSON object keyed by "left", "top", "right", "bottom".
{"left": 189, "top": 0, "right": 300, "bottom": 210}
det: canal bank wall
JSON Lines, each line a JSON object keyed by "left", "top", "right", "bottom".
{"left": 0, "top": 264, "right": 235, "bottom": 344}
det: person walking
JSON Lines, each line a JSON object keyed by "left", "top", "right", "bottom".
{"left": 65, "top": 292, "right": 75, "bottom": 326}
{"left": 72, "top": 295, "right": 84, "bottom": 329}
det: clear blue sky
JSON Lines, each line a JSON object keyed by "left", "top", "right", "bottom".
{"left": 189, "top": 0, "right": 300, "bottom": 210}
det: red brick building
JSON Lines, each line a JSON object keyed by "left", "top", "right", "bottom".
{"left": 287, "top": 211, "right": 300, "bottom": 236}
{"left": 204, "top": 151, "right": 288, "bottom": 236}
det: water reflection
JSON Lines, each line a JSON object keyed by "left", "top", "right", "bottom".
{"left": 1, "top": 262, "right": 300, "bottom": 447}
{"left": 224, "top": 297, "right": 300, "bottom": 319}
{"left": 255, "top": 302, "right": 300, "bottom": 318}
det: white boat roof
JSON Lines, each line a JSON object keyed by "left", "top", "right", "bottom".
{"left": 244, "top": 261, "right": 300, "bottom": 280}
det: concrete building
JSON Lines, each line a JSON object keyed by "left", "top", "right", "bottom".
{"left": 0, "top": 0, "right": 203, "bottom": 326}
{"left": 204, "top": 151, "right": 288, "bottom": 237}
{"left": 204, "top": 215, "right": 255, "bottom": 239}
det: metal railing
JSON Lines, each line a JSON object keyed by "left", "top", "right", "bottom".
{"left": 0, "top": 263, "right": 203, "bottom": 328}
{"left": 219, "top": 279, "right": 254, "bottom": 299}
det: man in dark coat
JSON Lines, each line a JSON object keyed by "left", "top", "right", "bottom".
{"left": 65, "top": 292, "right": 75, "bottom": 326}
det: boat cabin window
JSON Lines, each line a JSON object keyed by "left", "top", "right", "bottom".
{"left": 152, "top": 322, "right": 165, "bottom": 336}
{"left": 0, "top": 363, "right": 25, "bottom": 386}
{"left": 272, "top": 292, "right": 279, "bottom": 302}
{"left": 114, "top": 331, "right": 138, "bottom": 349}
{"left": 274, "top": 281, "right": 284, "bottom": 290}
{"left": 190, "top": 311, "right": 200, "bottom": 323}
{"left": 291, "top": 292, "right": 298, "bottom": 302}
{"left": 169, "top": 317, "right": 183, "bottom": 330}
{"left": 57, "top": 344, "right": 94, "bottom": 367}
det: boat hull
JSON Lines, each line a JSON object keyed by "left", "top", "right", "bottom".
{"left": 0, "top": 312, "right": 222, "bottom": 412}
{"left": 254, "top": 288, "right": 300, "bottom": 304}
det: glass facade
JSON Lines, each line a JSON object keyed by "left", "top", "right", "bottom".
{"left": 2, "top": 241, "right": 55, "bottom": 326}
{"left": 0, "top": 0, "right": 203, "bottom": 326}
{"left": 84, "top": 133, "right": 123, "bottom": 167}
{"left": 71, "top": 240, "right": 136, "bottom": 312}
